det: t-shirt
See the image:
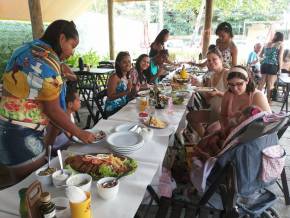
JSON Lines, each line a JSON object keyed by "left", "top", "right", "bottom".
{"left": 149, "top": 60, "right": 159, "bottom": 83}
{"left": 0, "top": 39, "right": 63, "bottom": 125}
{"left": 247, "top": 51, "right": 260, "bottom": 71}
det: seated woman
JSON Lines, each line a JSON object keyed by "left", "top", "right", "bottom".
{"left": 220, "top": 65, "right": 271, "bottom": 130}
{"left": 192, "top": 106, "right": 261, "bottom": 163}
{"left": 187, "top": 48, "right": 229, "bottom": 137}
{"left": 146, "top": 49, "right": 169, "bottom": 84}
{"left": 130, "top": 54, "right": 150, "bottom": 90}
{"left": 281, "top": 49, "right": 290, "bottom": 74}
{"left": 105, "top": 51, "right": 136, "bottom": 114}
{"left": 44, "top": 82, "right": 80, "bottom": 154}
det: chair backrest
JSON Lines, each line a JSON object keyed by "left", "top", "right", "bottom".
{"left": 97, "top": 61, "right": 114, "bottom": 69}
{"left": 93, "top": 89, "right": 108, "bottom": 120}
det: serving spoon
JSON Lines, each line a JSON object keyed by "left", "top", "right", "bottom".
{"left": 57, "top": 150, "right": 64, "bottom": 175}
{"left": 101, "top": 171, "right": 130, "bottom": 188}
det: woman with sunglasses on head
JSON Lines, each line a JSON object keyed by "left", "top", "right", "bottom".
{"left": 105, "top": 51, "right": 137, "bottom": 115}
{"left": 188, "top": 48, "right": 229, "bottom": 137}
{"left": 220, "top": 66, "right": 271, "bottom": 130}
{"left": 215, "top": 22, "right": 238, "bottom": 68}
{"left": 258, "top": 32, "right": 284, "bottom": 103}
{"left": 0, "top": 20, "right": 96, "bottom": 187}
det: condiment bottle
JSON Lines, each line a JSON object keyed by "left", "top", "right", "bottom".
{"left": 39, "top": 192, "right": 56, "bottom": 218}
{"left": 19, "top": 188, "right": 28, "bottom": 218}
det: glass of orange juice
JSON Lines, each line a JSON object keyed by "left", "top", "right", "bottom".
{"left": 138, "top": 97, "right": 148, "bottom": 112}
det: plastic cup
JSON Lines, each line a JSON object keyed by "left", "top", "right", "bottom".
{"left": 69, "top": 192, "right": 92, "bottom": 218}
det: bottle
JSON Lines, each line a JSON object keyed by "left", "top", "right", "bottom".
{"left": 19, "top": 188, "right": 28, "bottom": 218}
{"left": 78, "top": 57, "right": 84, "bottom": 71}
{"left": 198, "top": 53, "right": 202, "bottom": 61}
{"left": 180, "top": 65, "right": 188, "bottom": 79}
{"left": 39, "top": 192, "right": 56, "bottom": 218}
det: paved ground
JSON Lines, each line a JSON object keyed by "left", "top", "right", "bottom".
{"left": 75, "top": 99, "right": 290, "bottom": 217}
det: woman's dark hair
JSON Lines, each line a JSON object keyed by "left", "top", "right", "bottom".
{"left": 40, "top": 20, "right": 78, "bottom": 57}
{"left": 227, "top": 65, "right": 255, "bottom": 93}
{"left": 208, "top": 44, "right": 216, "bottom": 51}
{"left": 215, "top": 22, "right": 233, "bottom": 38}
{"left": 207, "top": 47, "right": 223, "bottom": 60}
{"left": 272, "top": 32, "right": 284, "bottom": 43}
{"left": 65, "top": 81, "right": 78, "bottom": 105}
{"left": 115, "top": 51, "right": 131, "bottom": 79}
{"left": 154, "top": 29, "right": 169, "bottom": 45}
{"left": 136, "top": 54, "right": 149, "bottom": 83}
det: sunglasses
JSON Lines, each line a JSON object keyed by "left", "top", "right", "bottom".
{"left": 228, "top": 81, "right": 245, "bottom": 88}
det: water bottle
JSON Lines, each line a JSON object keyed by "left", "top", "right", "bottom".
{"left": 78, "top": 57, "right": 84, "bottom": 71}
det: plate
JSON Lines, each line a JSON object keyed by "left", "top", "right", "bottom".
{"left": 106, "top": 132, "right": 144, "bottom": 155}
{"left": 72, "top": 129, "right": 106, "bottom": 143}
{"left": 137, "top": 90, "right": 150, "bottom": 97}
{"left": 143, "top": 117, "right": 168, "bottom": 129}
{"left": 194, "top": 87, "right": 215, "bottom": 92}
{"left": 64, "top": 153, "right": 137, "bottom": 180}
{"left": 113, "top": 123, "right": 138, "bottom": 132}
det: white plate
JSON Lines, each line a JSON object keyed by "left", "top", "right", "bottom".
{"left": 137, "top": 90, "right": 150, "bottom": 97}
{"left": 72, "top": 129, "right": 106, "bottom": 143}
{"left": 113, "top": 123, "right": 138, "bottom": 132}
{"left": 106, "top": 132, "right": 144, "bottom": 154}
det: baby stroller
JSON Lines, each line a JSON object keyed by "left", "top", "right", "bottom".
{"left": 144, "top": 112, "right": 288, "bottom": 218}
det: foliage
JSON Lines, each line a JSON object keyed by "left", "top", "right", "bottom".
{"left": 0, "top": 21, "right": 33, "bottom": 78}
{"left": 66, "top": 50, "right": 108, "bottom": 67}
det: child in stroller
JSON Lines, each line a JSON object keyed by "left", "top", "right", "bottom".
{"left": 190, "top": 110, "right": 288, "bottom": 218}
{"left": 191, "top": 106, "right": 261, "bottom": 163}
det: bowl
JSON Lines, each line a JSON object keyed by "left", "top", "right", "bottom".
{"left": 66, "top": 174, "right": 92, "bottom": 192}
{"left": 35, "top": 166, "right": 56, "bottom": 186}
{"left": 52, "top": 169, "right": 72, "bottom": 187}
{"left": 96, "top": 177, "right": 119, "bottom": 200}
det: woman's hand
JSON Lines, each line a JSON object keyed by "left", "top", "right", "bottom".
{"left": 77, "top": 129, "right": 97, "bottom": 144}
{"left": 127, "top": 80, "right": 133, "bottom": 92}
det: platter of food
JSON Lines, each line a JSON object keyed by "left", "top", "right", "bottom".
{"left": 64, "top": 153, "right": 138, "bottom": 180}
{"left": 72, "top": 129, "right": 106, "bottom": 143}
{"left": 143, "top": 117, "right": 168, "bottom": 129}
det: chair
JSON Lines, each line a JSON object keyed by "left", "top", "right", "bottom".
{"left": 75, "top": 71, "right": 101, "bottom": 128}
{"left": 97, "top": 61, "right": 114, "bottom": 69}
{"left": 277, "top": 119, "right": 290, "bottom": 205}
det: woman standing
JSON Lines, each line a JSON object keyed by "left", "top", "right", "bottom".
{"left": 105, "top": 52, "right": 136, "bottom": 114}
{"left": 0, "top": 20, "right": 96, "bottom": 187}
{"left": 187, "top": 48, "right": 228, "bottom": 137}
{"left": 149, "top": 29, "right": 170, "bottom": 58}
{"left": 215, "top": 22, "right": 238, "bottom": 68}
{"left": 221, "top": 66, "right": 271, "bottom": 130}
{"left": 258, "top": 32, "right": 284, "bottom": 102}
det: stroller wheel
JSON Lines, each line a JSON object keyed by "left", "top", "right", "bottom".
{"left": 261, "top": 211, "right": 273, "bottom": 218}
{"left": 265, "top": 208, "right": 280, "bottom": 218}
{"left": 261, "top": 208, "right": 280, "bottom": 218}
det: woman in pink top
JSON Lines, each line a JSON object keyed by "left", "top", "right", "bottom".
{"left": 220, "top": 66, "right": 271, "bottom": 130}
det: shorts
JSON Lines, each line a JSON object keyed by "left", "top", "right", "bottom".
{"left": 261, "top": 63, "right": 279, "bottom": 75}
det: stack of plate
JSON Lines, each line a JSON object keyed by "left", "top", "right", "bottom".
{"left": 106, "top": 132, "right": 144, "bottom": 155}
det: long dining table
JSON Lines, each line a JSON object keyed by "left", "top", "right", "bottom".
{"left": 0, "top": 83, "right": 193, "bottom": 218}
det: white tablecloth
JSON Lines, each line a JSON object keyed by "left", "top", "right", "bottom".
{"left": 0, "top": 92, "right": 191, "bottom": 218}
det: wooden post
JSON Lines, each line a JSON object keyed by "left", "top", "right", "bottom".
{"left": 28, "top": 0, "right": 44, "bottom": 39}
{"left": 107, "top": 0, "right": 115, "bottom": 60}
{"left": 202, "top": 0, "right": 213, "bottom": 58}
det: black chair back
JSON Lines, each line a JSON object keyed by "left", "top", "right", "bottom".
{"left": 97, "top": 61, "right": 114, "bottom": 69}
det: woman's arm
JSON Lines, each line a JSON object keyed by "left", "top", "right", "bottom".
{"left": 278, "top": 44, "right": 284, "bottom": 71}
{"left": 148, "top": 66, "right": 166, "bottom": 83}
{"left": 107, "top": 75, "right": 131, "bottom": 100}
{"left": 42, "top": 99, "right": 96, "bottom": 144}
{"left": 252, "top": 91, "right": 272, "bottom": 113}
{"left": 231, "top": 44, "right": 238, "bottom": 66}
{"left": 219, "top": 91, "right": 230, "bottom": 129}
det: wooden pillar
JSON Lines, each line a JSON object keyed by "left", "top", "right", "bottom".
{"left": 107, "top": 0, "right": 115, "bottom": 60}
{"left": 28, "top": 0, "right": 44, "bottom": 39}
{"left": 202, "top": 0, "right": 213, "bottom": 58}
